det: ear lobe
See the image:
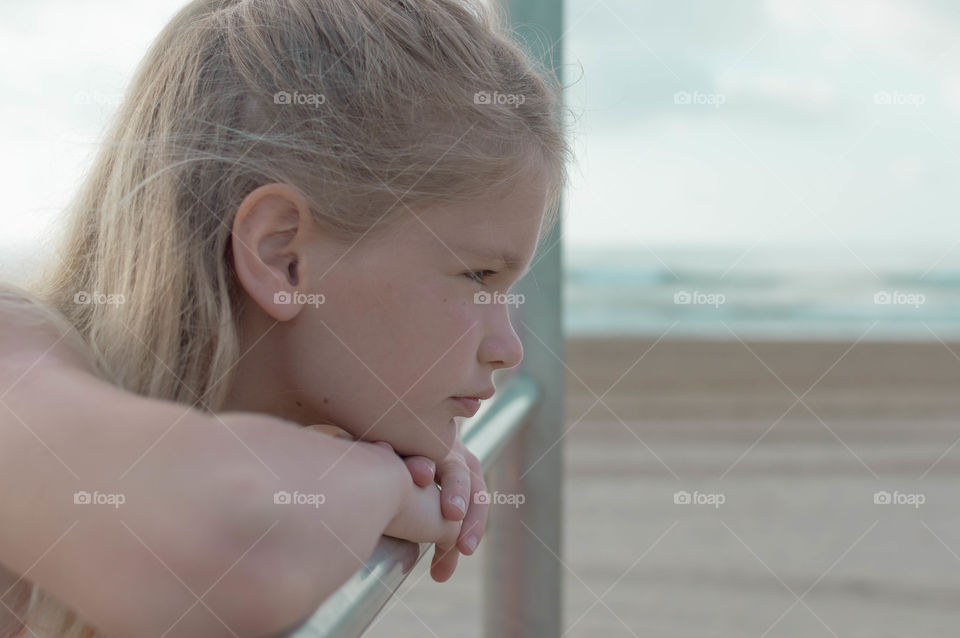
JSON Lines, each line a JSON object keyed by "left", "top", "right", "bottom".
{"left": 230, "top": 184, "right": 313, "bottom": 322}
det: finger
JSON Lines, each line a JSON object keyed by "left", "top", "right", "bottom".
{"left": 304, "top": 423, "right": 353, "bottom": 439}
{"left": 457, "top": 452, "right": 489, "bottom": 555}
{"left": 436, "top": 454, "right": 471, "bottom": 521}
{"left": 370, "top": 440, "right": 395, "bottom": 453}
{"left": 402, "top": 456, "right": 436, "bottom": 488}
{"left": 430, "top": 543, "right": 460, "bottom": 583}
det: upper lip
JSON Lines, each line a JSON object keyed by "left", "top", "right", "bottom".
{"left": 454, "top": 387, "right": 495, "bottom": 400}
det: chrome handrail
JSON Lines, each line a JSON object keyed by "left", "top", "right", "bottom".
{"left": 281, "top": 373, "right": 543, "bottom": 638}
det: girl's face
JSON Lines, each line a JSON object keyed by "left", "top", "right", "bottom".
{"left": 226, "top": 168, "right": 547, "bottom": 462}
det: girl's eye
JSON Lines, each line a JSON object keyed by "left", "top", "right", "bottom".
{"left": 464, "top": 269, "right": 497, "bottom": 284}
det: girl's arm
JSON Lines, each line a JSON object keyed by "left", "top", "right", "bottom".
{"left": 0, "top": 313, "right": 412, "bottom": 637}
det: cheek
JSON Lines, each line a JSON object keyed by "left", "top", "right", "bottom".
{"left": 417, "top": 282, "right": 480, "bottom": 341}
{"left": 389, "top": 282, "right": 482, "bottom": 381}
{"left": 300, "top": 278, "right": 481, "bottom": 407}
{"left": 335, "top": 279, "right": 471, "bottom": 375}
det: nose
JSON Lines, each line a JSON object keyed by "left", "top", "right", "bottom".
{"left": 478, "top": 307, "right": 524, "bottom": 370}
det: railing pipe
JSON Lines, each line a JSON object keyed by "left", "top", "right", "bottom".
{"left": 282, "top": 373, "right": 543, "bottom": 638}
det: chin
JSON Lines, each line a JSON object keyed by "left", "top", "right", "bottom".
{"left": 396, "top": 418, "right": 458, "bottom": 462}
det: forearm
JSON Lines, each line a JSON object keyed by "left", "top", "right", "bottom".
{"left": 212, "top": 412, "right": 412, "bottom": 633}
{"left": 0, "top": 359, "right": 408, "bottom": 636}
{"left": 0, "top": 361, "right": 255, "bottom": 636}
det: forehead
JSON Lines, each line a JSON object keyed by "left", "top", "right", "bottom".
{"left": 411, "top": 172, "right": 548, "bottom": 261}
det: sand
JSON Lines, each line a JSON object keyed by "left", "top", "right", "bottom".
{"left": 364, "top": 337, "right": 960, "bottom": 638}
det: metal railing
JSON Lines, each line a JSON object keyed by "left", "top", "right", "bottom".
{"left": 283, "top": 1, "right": 564, "bottom": 635}
{"left": 283, "top": 373, "right": 545, "bottom": 638}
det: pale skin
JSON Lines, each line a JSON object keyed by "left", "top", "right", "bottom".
{"left": 0, "top": 167, "right": 547, "bottom": 636}
{"left": 222, "top": 168, "right": 545, "bottom": 580}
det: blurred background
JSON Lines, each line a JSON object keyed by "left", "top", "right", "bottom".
{"left": 2, "top": 0, "right": 960, "bottom": 636}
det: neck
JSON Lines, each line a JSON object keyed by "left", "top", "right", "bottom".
{"left": 221, "top": 305, "right": 303, "bottom": 424}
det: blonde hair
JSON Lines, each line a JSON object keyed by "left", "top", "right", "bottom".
{"left": 1, "top": 0, "right": 570, "bottom": 635}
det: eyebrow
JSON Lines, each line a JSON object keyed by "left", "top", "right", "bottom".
{"left": 464, "top": 247, "right": 533, "bottom": 278}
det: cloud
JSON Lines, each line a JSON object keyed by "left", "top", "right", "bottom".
{"left": 764, "top": 0, "right": 959, "bottom": 66}
{"left": 716, "top": 69, "right": 838, "bottom": 116}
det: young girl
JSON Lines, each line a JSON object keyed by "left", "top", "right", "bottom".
{"left": 0, "top": 0, "right": 569, "bottom": 635}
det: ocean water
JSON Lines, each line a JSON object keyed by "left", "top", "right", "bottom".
{"left": 563, "top": 244, "right": 960, "bottom": 341}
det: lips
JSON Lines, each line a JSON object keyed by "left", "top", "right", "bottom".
{"left": 458, "top": 387, "right": 495, "bottom": 401}
{"left": 450, "top": 396, "right": 481, "bottom": 417}
{"left": 450, "top": 387, "right": 494, "bottom": 418}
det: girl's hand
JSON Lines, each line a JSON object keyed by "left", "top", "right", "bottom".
{"left": 303, "top": 422, "right": 354, "bottom": 439}
{"left": 427, "top": 438, "right": 489, "bottom": 582}
{"left": 305, "top": 423, "right": 464, "bottom": 582}
{"left": 304, "top": 423, "right": 437, "bottom": 488}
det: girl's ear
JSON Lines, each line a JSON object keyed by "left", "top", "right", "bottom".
{"left": 231, "top": 183, "right": 315, "bottom": 321}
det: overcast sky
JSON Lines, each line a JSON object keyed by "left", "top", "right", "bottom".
{"left": 2, "top": 0, "right": 959, "bottom": 264}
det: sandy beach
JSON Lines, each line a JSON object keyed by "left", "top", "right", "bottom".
{"left": 365, "top": 337, "right": 960, "bottom": 638}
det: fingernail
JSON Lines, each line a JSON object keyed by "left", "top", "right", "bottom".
{"left": 451, "top": 495, "right": 466, "bottom": 515}
{"left": 464, "top": 535, "right": 477, "bottom": 553}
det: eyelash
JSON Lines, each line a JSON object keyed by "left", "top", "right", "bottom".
{"left": 464, "top": 269, "right": 497, "bottom": 284}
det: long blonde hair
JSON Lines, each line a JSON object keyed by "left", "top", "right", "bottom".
{"left": 0, "top": 0, "right": 570, "bottom": 635}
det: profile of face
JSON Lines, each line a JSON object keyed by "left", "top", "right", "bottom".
{"left": 223, "top": 167, "right": 547, "bottom": 462}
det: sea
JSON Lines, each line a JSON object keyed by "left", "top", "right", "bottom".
{"left": 564, "top": 243, "right": 960, "bottom": 341}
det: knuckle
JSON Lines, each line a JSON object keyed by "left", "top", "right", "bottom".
{"left": 445, "top": 471, "right": 470, "bottom": 490}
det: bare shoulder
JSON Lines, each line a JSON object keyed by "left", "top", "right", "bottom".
{"left": 0, "top": 282, "right": 96, "bottom": 375}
